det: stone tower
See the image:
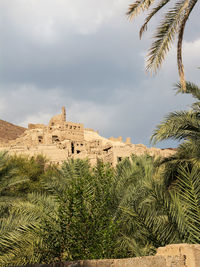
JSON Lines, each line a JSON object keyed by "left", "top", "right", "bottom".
{"left": 62, "top": 106, "right": 66, "bottom": 122}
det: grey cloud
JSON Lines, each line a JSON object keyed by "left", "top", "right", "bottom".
{"left": 0, "top": 5, "right": 146, "bottom": 104}
{"left": 0, "top": 0, "right": 199, "bottom": 149}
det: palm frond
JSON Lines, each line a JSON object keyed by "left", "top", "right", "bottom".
{"left": 139, "top": 0, "right": 170, "bottom": 38}
{"left": 146, "top": 0, "right": 189, "bottom": 73}
{"left": 175, "top": 81, "right": 200, "bottom": 100}
{"left": 151, "top": 111, "right": 200, "bottom": 144}
{"left": 127, "top": 0, "right": 155, "bottom": 19}
{"left": 176, "top": 165, "right": 200, "bottom": 242}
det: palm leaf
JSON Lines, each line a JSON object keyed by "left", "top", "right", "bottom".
{"left": 176, "top": 165, "right": 200, "bottom": 242}
{"left": 175, "top": 81, "right": 200, "bottom": 100}
{"left": 127, "top": 0, "right": 155, "bottom": 19}
{"left": 146, "top": 0, "right": 189, "bottom": 73}
{"left": 139, "top": 0, "right": 170, "bottom": 38}
{"left": 151, "top": 111, "right": 200, "bottom": 144}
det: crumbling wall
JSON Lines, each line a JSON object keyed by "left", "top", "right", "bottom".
{"left": 62, "top": 122, "right": 84, "bottom": 141}
{"left": 109, "top": 136, "right": 123, "bottom": 142}
{"left": 28, "top": 124, "right": 46, "bottom": 130}
{"left": 14, "top": 244, "right": 200, "bottom": 267}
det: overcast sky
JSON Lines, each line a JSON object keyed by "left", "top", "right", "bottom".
{"left": 0, "top": 0, "right": 199, "bottom": 148}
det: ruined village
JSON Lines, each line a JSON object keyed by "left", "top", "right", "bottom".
{"left": 0, "top": 107, "right": 175, "bottom": 165}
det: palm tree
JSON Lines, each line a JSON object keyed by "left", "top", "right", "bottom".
{"left": 120, "top": 159, "right": 200, "bottom": 251}
{"left": 114, "top": 155, "right": 161, "bottom": 256}
{"left": 151, "top": 82, "right": 200, "bottom": 187}
{"left": 127, "top": 0, "right": 198, "bottom": 90}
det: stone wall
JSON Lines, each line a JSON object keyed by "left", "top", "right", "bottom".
{"left": 14, "top": 244, "right": 200, "bottom": 267}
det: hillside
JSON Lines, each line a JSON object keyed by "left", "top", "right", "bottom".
{"left": 0, "top": 119, "right": 26, "bottom": 143}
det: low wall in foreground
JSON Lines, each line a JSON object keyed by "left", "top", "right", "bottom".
{"left": 15, "top": 244, "right": 200, "bottom": 267}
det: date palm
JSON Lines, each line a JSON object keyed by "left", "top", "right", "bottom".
{"left": 121, "top": 159, "right": 200, "bottom": 251}
{"left": 127, "top": 0, "right": 198, "bottom": 90}
{"left": 151, "top": 82, "right": 200, "bottom": 186}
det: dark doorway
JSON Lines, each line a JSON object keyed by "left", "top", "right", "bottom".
{"left": 71, "top": 142, "right": 75, "bottom": 154}
{"left": 117, "top": 157, "right": 122, "bottom": 162}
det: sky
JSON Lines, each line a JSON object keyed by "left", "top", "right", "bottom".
{"left": 0, "top": 0, "right": 200, "bottom": 148}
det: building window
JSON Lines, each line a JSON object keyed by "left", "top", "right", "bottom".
{"left": 38, "top": 136, "right": 43, "bottom": 143}
{"left": 52, "top": 135, "right": 60, "bottom": 143}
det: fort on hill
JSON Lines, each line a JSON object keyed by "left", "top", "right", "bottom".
{"left": 0, "top": 107, "right": 175, "bottom": 165}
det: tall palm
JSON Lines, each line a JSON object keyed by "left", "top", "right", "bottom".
{"left": 127, "top": 0, "right": 198, "bottom": 90}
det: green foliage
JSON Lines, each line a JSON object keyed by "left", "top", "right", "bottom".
{"left": 151, "top": 82, "right": 200, "bottom": 186}
{"left": 175, "top": 166, "right": 200, "bottom": 243}
{"left": 119, "top": 160, "right": 200, "bottom": 253}
{"left": 0, "top": 153, "right": 60, "bottom": 266}
{"left": 0, "top": 158, "right": 124, "bottom": 265}
{"left": 0, "top": 193, "right": 58, "bottom": 266}
{"left": 1, "top": 151, "right": 200, "bottom": 265}
{"left": 36, "top": 159, "right": 121, "bottom": 262}
{"left": 0, "top": 154, "right": 59, "bottom": 198}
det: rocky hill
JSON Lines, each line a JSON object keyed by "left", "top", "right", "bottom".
{"left": 0, "top": 119, "right": 26, "bottom": 143}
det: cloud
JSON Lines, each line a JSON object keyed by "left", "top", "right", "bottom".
{"left": 183, "top": 39, "right": 200, "bottom": 83}
{"left": 0, "top": 1, "right": 145, "bottom": 102}
{"left": 0, "top": 0, "right": 199, "bottom": 149}
{"left": 0, "top": 0, "right": 128, "bottom": 43}
{"left": 0, "top": 83, "right": 117, "bottom": 135}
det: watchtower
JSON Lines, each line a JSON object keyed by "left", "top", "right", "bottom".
{"left": 62, "top": 106, "right": 66, "bottom": 122}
